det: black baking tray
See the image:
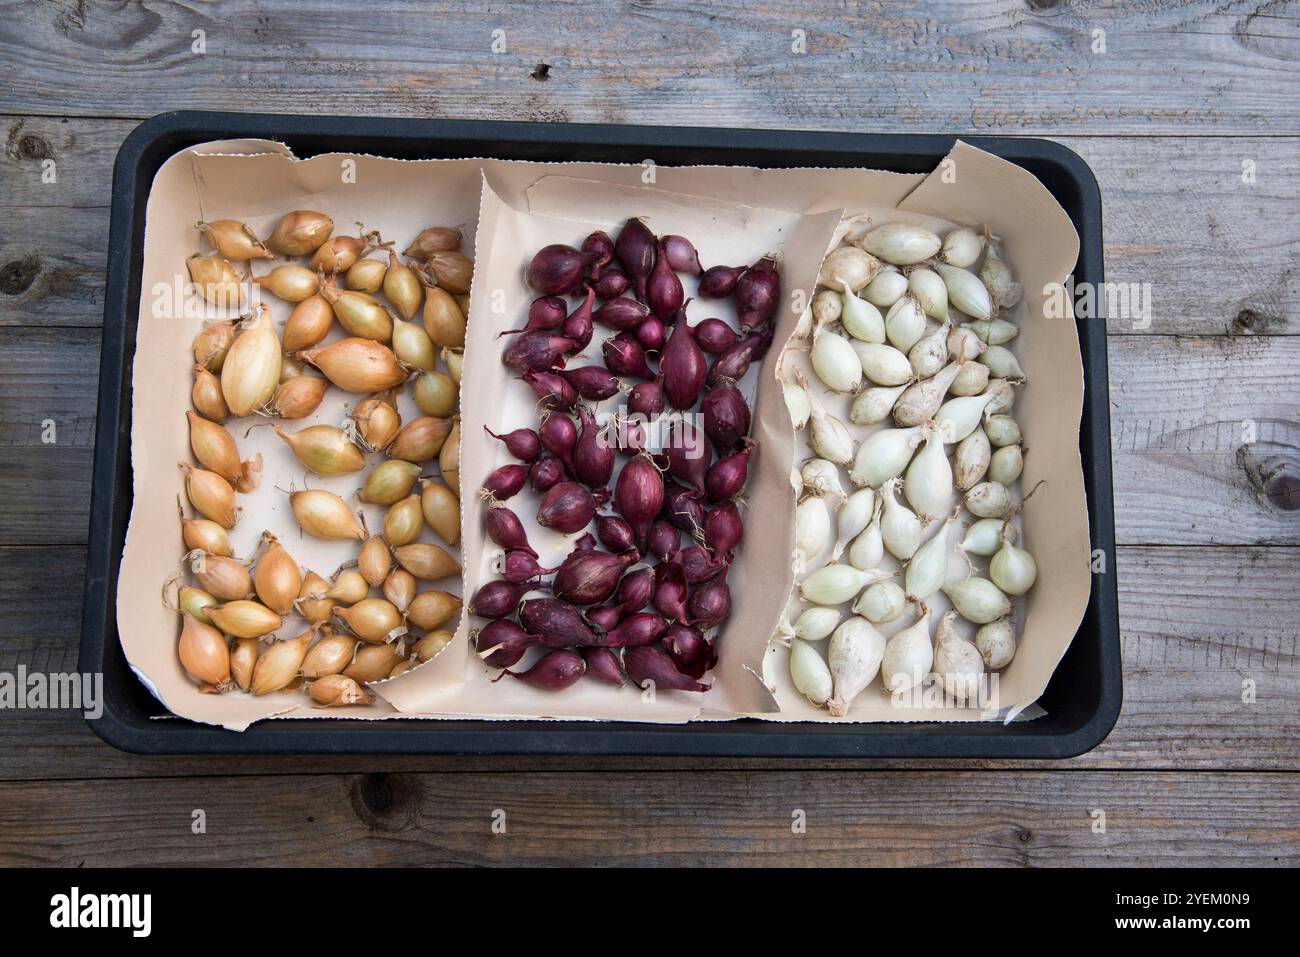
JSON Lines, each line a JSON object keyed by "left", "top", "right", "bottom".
{"left": 81, "top": 111, "right": 1120, "bottom": 757}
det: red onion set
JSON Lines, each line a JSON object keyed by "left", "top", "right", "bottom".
{"left": 474, "top": 219, "right": 781, "bottom": 692}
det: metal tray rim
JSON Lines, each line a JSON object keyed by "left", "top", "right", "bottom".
{"left": 80, "top": 110, "right": 1120, "bottom": 758}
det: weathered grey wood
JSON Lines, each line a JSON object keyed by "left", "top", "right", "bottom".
{"left": 1, "top": 544, "right": 1293, "bottom": 780}
{"left": 1106, "top": 545, "right": 1300, "bottom": 767}
{"left": 1065, "top": 136, "right": 1300, "bottom": 337}
{"left": 1109, "top": 334, "right": 1300, "bottom": 544}
{"left": 3, "top": 115, "right": 1297, "bottom": 335}
{"left": 0, "top": 114, "right": 129, "bottom": 208}
{"left": 0, "top": 768, "right": 1294, "bottom": 866}
{"left": 0, "top": 112, "right": 118, "bottom": 328}
{"left": 0, "top": 2, "right": 1296, "bottom": 136}
{"left": 0, "top": 327, "right": 98, "bottom": 545}
{"left": 0, "top": 0, "right": 1296, "bottom": 865}
{"left": 0, "top": 204, "right": 107, "bottom": 327}
{"left": 0, "top": 546, "right": 84, "bottom": 677}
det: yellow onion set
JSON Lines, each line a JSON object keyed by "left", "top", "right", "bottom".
{"left": 175, "top": 211, "right": 470, "bottom": 708}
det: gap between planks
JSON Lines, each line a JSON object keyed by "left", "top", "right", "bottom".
{"left": 1, "top": 770, "right": 1295, "bottom": 867}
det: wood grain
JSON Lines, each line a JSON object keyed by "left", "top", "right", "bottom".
{"left": 0, "top": 115, "right": 128, "bottom": 208}
{"left": 1, "top": 544, "right": 1293, "bottom": 780}
{"left": 0, "top": 0, "right": 1296, "bottom": 866}
{"left": 0, "top": 546, "right": 84, "bottom": 677}
{"left": 0, "top": 204, "right": 107, "bottom": 327}
{"left": 0, "top": 327, "right": 98, "bottom": 545}
{"left": 1106, "top": 545, "right": 1300, "bottom": 767}
{"left": 0, "top": 2, "right": 1296, "bottom": 135}
{"left": 1108, "top": 334, "right": 1300, "bottom": 545}
{"left": 2, "top": 116, "right": 1296, "bottom": 335}
{"left": 1067, "top": 135, "right": 1300, "bottom": 337}
{"left": 0, "top": 769, "right": 1295, "bottom": 866}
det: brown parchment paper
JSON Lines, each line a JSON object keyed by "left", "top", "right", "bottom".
{"left": 757, "top": 142, "right": 1087, "bottom": 721}
{"left": 118, "top": 138, "right": 1085, "bottom": 730}
{"left": 380, "top": 170, "right": 842, "bottom": 720}
{"left": 117, "top": 142, "right": 493, "bottom": 729}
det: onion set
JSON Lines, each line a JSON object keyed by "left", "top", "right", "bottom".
{"left": 780, "top": 218, "right": 1037, "bottom": 715}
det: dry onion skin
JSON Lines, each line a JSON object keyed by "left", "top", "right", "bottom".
{"left": 781, "top": 220, "right": 1034, "bottom": 716}
{"left": 221, "top": 305, "right": 282, "bottom": 416}
{"left": 270, "top": 375, "right": 329, "bottom": 420}
{"left": 420, "top": 478, "right": 460, "bottom": 545}
{"left": 189, "top": 552, "right": 252, "bottom": 601}
{"left": 309, "top": 673, "right": 375, "bottom": 707}
{"left": 290, "top": 489, "right": 365, "bottom": 541}
{"left": 382, "top": 568, "right": 417, "bottom": 611}
{"left": 301, "top": 633, "right": 359, "bottom": 679}
{"left": 191, "top": 366, "right": 229, "bottom": 421}
{"left": 343, "top": 643, "right": 403, "bottom": 683}
{"left": 299, "top": 338, "right": 407, "bottom": 393}
{"left": 358, "top": 535, "right": 394, "bottom": 586}
{"left": 178, "top": 613, "right": 231, "bottom": 688}
{"left": 325, "top": 569, "right": 370, "bottom": 604}
{"left": 171, "top": 218, "right": 471, "bottom": 711}
{"left": 182, "top": 518, "right": 231, "bottom": 557}
{"left": 282, "top": 295, "right": 334, "bottom": 353}
{"left": 250, "top": 263, "right": 321, "bottom": 303}
{"left": 351, "top": 394, "right": 402, "bottom": 452}
{"left": 296, "top": 571, "right": 336, "bottom": 623}
{"left": 187, "top": 255, "right": 242, "bottom": 309}
{"left": 413, "top": 629, "right": 454, "bottom": 662}
{"left": 266, "top": 210, "right": 333, "bottom": 257}
{"left": 253, "top": 531, "right": 302, "bottom": 615}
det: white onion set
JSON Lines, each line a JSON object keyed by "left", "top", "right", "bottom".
{"left": 863, "top": 269, "right": 909, "bottom": 308}
{"left": 793, "top": 606, "right": 842, "bottom": 642}
{"left": 880, "top": 478, "right": 924, "bottom": 560}
{"left": 831, "top": 488, "right": 877, "bottom": 561}
{"left": 827, "top": 616, "right": 886, "bottom": 715}
{"left": 780, "top": 367, "right": 811, "bottom": 429}
{"left": 790, "top": 638, "right": 833, "bottom": 705}
{"left": 850, "top": 384, "right": 907, "bottom": 426}
{"left": 903, "top": 508, "right": 960, "bottom": 601}
{"left": 794, "top": 495, "right": 833, "bottom": 573}
{"left": 859, "top": 223, "right": 942, "bottom": 266}
{"left": 853, "top": 580, "right": 905, "bottom": 623}
{"left": 800, "top": 370, "right": 855, "bottom": 465}
{"left": 811, "top": 327, "right": 862, "bottom": 393}
{"left": 851, "top": 425, "right": 923, "bottom": 489}
{"left": 903, "top": 424, "right": 953, "bottom": 524}
{"left": 880, "top": 605, "right": 933, "bottom": 693}
{"left": 846, "top": 498, "right": 885, "bottom": 571}
{"left": 884, "top": 294, "right": 927, "bottom": 353}
{"left": 933, "top": 611, "right": 985, "bottom": 701}
{"left": 778, "top": 220, "right": 1036, "bottom": 717}
{"left": 838, "top": 281, "right": 885, "bottom": 343}
{"left": 853, "top": 341, "right": 914, "bottom": 387}
{"left": 908, "top": 268, "right": 948, "bottom": 322}
{"left": 960, "top": 518, "right": 1017, "bottom": 557}
{"left": 908, "top": 317, "right": 951, "bottom": 378}
{"left": 170, "top": 212, "right": 471, "bottom": 708}
{"left": 800, "top": 564, "right": 896, "bottom": 606}
{"left": 801, "top": 457, "right": 849, "bottom": 502}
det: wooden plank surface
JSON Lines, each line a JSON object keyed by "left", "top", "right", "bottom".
{"left": 1, "top": 1, "right": 1297, "bottom": 135}
{"left": 1109, "top": 334, "right": 1300, "bottom": 545}
{"left": 1, "top": 769, "right": 1295, "bottom": 867}
{"left": 0, "top": 0, "right": 1296, "bottom": 868}
{"left": 0, "top": 327, "right": 98, "bottom": 545}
